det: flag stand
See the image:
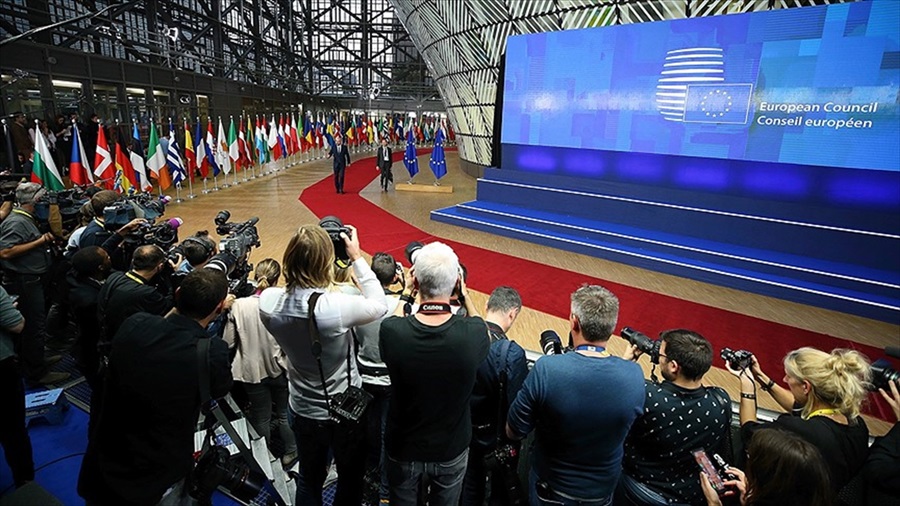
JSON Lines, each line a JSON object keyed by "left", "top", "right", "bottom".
{"left": 187, "top": 176, "right": 196, "bottom": 198}
{"left": 174, "top": 183, "right": 183, "bottom": 203}
{"left": 202, "top": 178, "right": 210, "bottom": 194}
{"left": 221, "top": 172, "right": 231, "bottom": 189}
{"left": 242, "top": 165, "right": 249, "bottom": 182}
{"left": 233, "top": 167, "right": 240, "bottom": 186}
{"left": 213, "top": 174, "right": 220, "bottom": 191}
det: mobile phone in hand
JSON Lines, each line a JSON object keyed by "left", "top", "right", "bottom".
{"left": 692, "top": 448, "right": 726, "bottom": 493}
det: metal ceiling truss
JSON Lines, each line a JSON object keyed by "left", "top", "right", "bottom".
{"left": 0, "top": 0, "right": 436, "bottom": 101}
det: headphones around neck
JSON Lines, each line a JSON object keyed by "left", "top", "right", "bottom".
{"left": 184, "top": 236, "right": 215, "bottom": 261}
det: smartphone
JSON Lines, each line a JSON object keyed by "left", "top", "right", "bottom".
{"left": 692, "top": 448, "right": 726, "bottom": 492}
{"left": 8, "top": 294, "right": 19, "bottom": 305}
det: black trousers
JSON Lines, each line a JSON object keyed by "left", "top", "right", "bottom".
{"left": 292, "top": 411, "right": 367, "bottom": 506}
{"left": 3, "top": 272, "right": 49, "bottom": 381}
{"left": 333, "top": 165, "right": 346, "bottom": 192}
{"left": 0, "top": 357, "right": 35, "bottom": 487}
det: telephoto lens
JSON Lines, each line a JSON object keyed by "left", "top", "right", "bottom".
{"left": 540, "top": 330, "right": 563, "bottom": 355}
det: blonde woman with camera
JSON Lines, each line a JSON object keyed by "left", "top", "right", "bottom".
{"left": 726, "top": 347, "right": 870, "bottom": 491}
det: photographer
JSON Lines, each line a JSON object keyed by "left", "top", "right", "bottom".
{"left": 462, "top": 286, "right": 529, "bottom": 506}
{"left": 728, "top": 347, "right": 870, "bottom": 492}
{"left": 380, "top": 242, "right": 489, "bottom": 506}
{"left": 258, "top": 223, "right": 387, "bottom": 506}
{"left": 97, "top": 244, "right": 174, "bottom": 347}
{"left": 66, "top": 246, "right": 111, "bottom": 390}
{"left": 862, "top": 379, "right": 900, "bottom": 504}
{"left": 0, "top": 182, "right": 67, "bottom": 385}
{"left": 354, "top": 252, "right": 404, "bottom": 503}
{"left": 78, "top": 269, "right": 233, "bottom": 506}
{"left": 618, "top": 330, "right": 732, "bottom": 506}
{"left": 0, "top": 286, "right": 34, "bottom": 489}
{"left": 506, "top": 285, "right": 645, "bottom": 506}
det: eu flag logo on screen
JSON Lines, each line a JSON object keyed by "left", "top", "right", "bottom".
{"left": 683, "top": 84, "right": 754, "bottom": 124}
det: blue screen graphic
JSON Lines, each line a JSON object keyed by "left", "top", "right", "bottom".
{"left": 501, "top": 1, "right": 900, "bottom": 172}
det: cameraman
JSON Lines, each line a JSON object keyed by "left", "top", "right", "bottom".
{"left": 76, "top": 190, "right": 144, "bottom": 270}
{"left": 618, "top": 330, "right": 732, "bottom": 506}
{"left": 175, "top": 232, "right": 217, "bottom": 273}
{"left": 97, "top": 244, "right": 174, "bottom": 349}
{"left": 0, "top": 182, "right": 67, "bottom": 385}
{"left": 78, "top": 269, "right": 233, "bottom": 506}
{"left": 462, "top": 286, "right": 529, "bottom": 506}
{"left": 258, "top": 223, "right": 387, "bottom": 505}
{"left": 506, "top": 285, "right": 645, "bottom": 506}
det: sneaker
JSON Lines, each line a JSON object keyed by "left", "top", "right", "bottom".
{"left": 281, "top": 451, "right": 299, "bottom": 469}
{"left": 44, "top": 355, "right": 62, "bottom": 366}
{"left": 35, "top": 371, "right": 70, "bottom": 385}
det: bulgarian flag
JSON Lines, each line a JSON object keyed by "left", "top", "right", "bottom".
{"left": 31, "top": 123, "right": 64, "bottom": 190}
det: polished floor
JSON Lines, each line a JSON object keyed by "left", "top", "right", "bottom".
{"left": 161, "top": 148, "right": 897, "bottom": 435}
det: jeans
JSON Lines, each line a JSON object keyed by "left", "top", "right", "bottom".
{"left": 363, "top": 382, "right": 390, "bottom": 499}
{"left": 0, "top": 357, "right": 34, "bottom": 487}
{"left": 291, "top": 410, "right": 366, "bottom": 506}
{"left": 242, "top": 375, "right": 297, "bottom": 457}
{"left": 387, "top": 448, "right": 469, "bottom": 506}
{"left": 462, "top": 443, "right": 518, "bottom": 506}
{"left": 529, "top": 470, "right": 612, "bottom": 506}
{"left": 615, "top": 473, "right": 690, "bottom": 506}
{"left": 3, "top": 272, "right": 48, "bottom": 381}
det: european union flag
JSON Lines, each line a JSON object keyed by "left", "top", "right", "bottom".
{"left": 683, "top": 84, "right": 754, "bottom": 124}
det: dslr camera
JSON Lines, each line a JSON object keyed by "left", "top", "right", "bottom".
{"left": 206, "top": 211, "right": 261, "bottom": 297}
{"left": 620, "top": 327, "right": 662, "bottom": 364}
{"left": 869, "top": 347, "right": 900, "bottom": 391}
{"left": 539, "top": 330, "right": 573, "bottom": 355}
{"left": 721, "top": 348, "right": 753, "bottom": 371}
{"left": 319, "top": 215, "right": 351, "bottom": 267}
{"left": 484, "top": 442, "right": 525, "bottom": 505}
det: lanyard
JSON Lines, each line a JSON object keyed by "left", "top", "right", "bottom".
{"left": 12, "top": 208, "right": 36, "bottom": 223}
{"left": 417, "top": 302, "right": 452, "bottom": 315}
{"left": 804, "top": 408, "right": 840, "bottom": 420}
{"left": 125, "top": 271, "right": 145, "bottom": 285}
{"left": 575, "top": 344, "right": 610, "bottom": 357}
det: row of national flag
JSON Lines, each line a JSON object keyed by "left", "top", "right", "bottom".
{"left": 30, "top": 113, "right": 455, "bottom": 192}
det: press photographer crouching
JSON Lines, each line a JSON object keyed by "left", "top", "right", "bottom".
{"left": 78, "top": 269, "right": 233, "bottom": 506}
{"left": 258, "top": 220, "right": 387, "bottom": 506}
{"left": 616, "top": 328, "right": 732, "bottom": 506}
{"left": 726, "top": 347, "right": 870, "bottom": 492}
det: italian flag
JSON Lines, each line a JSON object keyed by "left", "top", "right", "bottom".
{"left": 31, "top": 125, "right": 64, "bottom": 191}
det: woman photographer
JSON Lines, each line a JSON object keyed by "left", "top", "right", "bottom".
{"left": 223, "top": 259, "right": 297, "bottom": 468}
{"left": 259, "top": 223, "right": 387, "bottom": 506}
{"left": 726, "top": 346, "right": 870, "bottom": 491}
{"left": 700, "top": 428, "right": 832, "bottom": 506}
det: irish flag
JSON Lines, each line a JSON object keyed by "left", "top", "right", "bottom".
{"left": 31, "top": 123, "right": 64, "bottom": 191}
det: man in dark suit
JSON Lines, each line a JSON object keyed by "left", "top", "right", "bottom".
{"left": 78, "top": 269, "right": 233, "bottom": 506}
{"left": 329, "top": 135, "right": 351, "bottom": 194}
{"left": 376, "top": 137, "right": 393, "bottom": 192}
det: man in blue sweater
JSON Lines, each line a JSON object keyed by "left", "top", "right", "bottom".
{"left": 506, "top": 285, "right": 645, "bottom": 506}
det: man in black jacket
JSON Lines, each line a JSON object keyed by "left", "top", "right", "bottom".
{"left": 78, "top": 269, "right": 233, "bottom": 505}
{"left": 97, "top": 244, "right": 173, "bottom": 348}
{"left": 462, "top": 286, "right": 529, "bottom": 506}
{"left": 66, "top": 246, "right": 111, "bottom": 389}
{"left": 329, "top": 135, "right": 351, "bottom": 194}
{"left": 376, "top": 137, "right": 393, "bottom": 192}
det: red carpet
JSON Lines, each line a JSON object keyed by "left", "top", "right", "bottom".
{"left": 301, "top": 150, "right": 896, "bottom": 421}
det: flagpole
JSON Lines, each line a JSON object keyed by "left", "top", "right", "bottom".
{"left": 184, "top": 119, "right": 196, "bottom": 199}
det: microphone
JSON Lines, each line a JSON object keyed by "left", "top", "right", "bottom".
{"left": 158, "top": 195, "right": 172, "bottom": 204}
{"left": 162, "top": 217, "right": 183, "bottom": 230}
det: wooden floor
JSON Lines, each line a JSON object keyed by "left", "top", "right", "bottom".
{"left": 163, "top": 149, "right": 898, "bottom": 435}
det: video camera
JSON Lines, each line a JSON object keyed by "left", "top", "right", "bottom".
{"left": 207, "top": 210, "right": 261, "bottom": 297}
{"left": 620, "top": 327, "right": 662, "bottom": 364}
{"left": 102, "top": 193, "right": 182, "bottom": 250}
{"left": 319, "top": 215, "right": 350, "bottom": 268}
{"left": 34, "top": 186, "right": 92, "bottom": 232}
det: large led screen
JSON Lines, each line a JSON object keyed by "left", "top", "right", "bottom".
{"left": 501, "top": 1, "right": 900, "bottom": 173}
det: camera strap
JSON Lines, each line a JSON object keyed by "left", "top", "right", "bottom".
{"left": 307, "top": 292, "right": 333, "bottom": 408}
{"left": 417, "top": 302, "right": 452, "bottom": 314}
{"left": 494, "top": 339, "right": 511, "bottom": 439}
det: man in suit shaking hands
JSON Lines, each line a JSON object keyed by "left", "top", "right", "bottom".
{"left": 376, "top": 137, "right": 393, "bottom": 192}
{"left": 329, "top": 135, "right": 351, "bottom": 194}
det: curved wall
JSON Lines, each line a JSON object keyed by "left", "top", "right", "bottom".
{"left": 391, "top": 0, "right": 857, "bottom": 167}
